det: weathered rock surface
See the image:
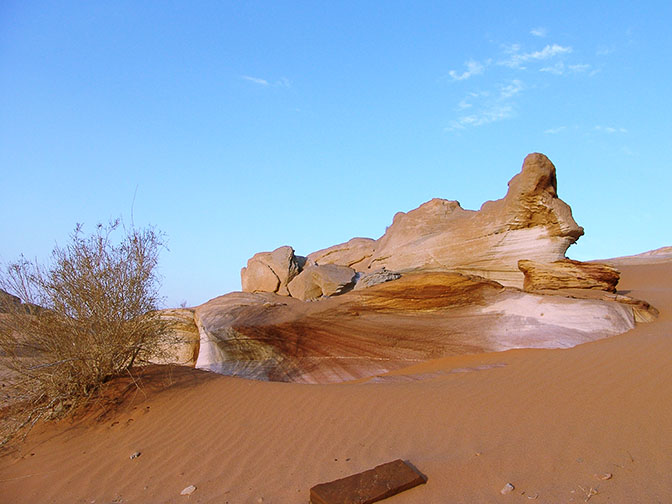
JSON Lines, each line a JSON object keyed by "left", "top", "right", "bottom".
{"left": 241, "top": 246, "right": 301, "bottom": 295}
{"left": 525, "top": 288, "right": 659, "bottom": 323}
{"left": 195, "top": 271, "right": 642, "bottom": 383}
{"left": 0, "top": 289, "right": 44, "bottom": 315}
{"left": 141, "top": 309, "right": 200, "bottom": 367}
{"left": 518, "top": 259, "right": 620, "bottom": 292}
{"left": 0, "top": 289, "right": 21, "bottom": 312}
{"left": 310, "top": 459, "right": 426, "bottom": 504}
{"left": 287, "top": 264, "right": 357, "bottom": 301}
{"left": 307, "top": 237, "right": 377, "bottom": 271}
{"left": 303, "top": 153, "right": 584, "bottom": 288}
{"left": 192, "top": 153, "right": 659, "bottom": 383}
{"left": 353, "top": 269, "right": 402, "bottom": 290}
{"left": 194, "top": 292, "right": 303, "bottom": 379}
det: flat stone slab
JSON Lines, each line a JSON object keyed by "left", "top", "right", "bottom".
{"left": 310, "top": 459, "right": 427, "bottom": 504}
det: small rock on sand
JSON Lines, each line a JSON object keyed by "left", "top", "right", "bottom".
{"left": 501, "top": 483, "right": 515, "bottom": 495}
{"left": 129, "top": 451, "right": 141, "bottom": 460}
{"left": 180, "top": 485, "right": 197, "bottom": 496}
{"left": 594, "top": 472, "right": 613, "bottom": 480}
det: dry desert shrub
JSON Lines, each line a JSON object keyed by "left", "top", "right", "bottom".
{"left": 0, "top": 220, "right": 169, "bottom": 445}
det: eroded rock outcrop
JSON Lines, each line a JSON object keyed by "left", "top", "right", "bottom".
{"left": 0, "top": 289, "right": 21, "bottom": 312}
{"left": 142, "top": 308, "right": 200, "bottom": 367}
{"left": 518, "top": 259, "right": 620, "bottom": 292}
{"left": 189, "top": 153, "right": 658, "bottom": 383}
{"left": 195, "top": 271, "right": 640, "bottom": 383}
{"left": 307, "top": 237, "right": 376, "bottom": 271}
{"left": 241, "top": 246, "right": 302, "bottom": 295}
{"left": 240, "top": 153, "right": 584, "bottom": 294}
{"left": 353, "top": 269, "right": 402, "bottom": 290}
{"left": 287, "top": 264, "right": 357, "bottom": 301}
{"left": 340, "top": 153, "right": 584, "bottom": 287}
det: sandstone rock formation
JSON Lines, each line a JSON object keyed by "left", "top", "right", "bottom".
{"left": 518, "top": 259, "right": 620, "bottom": 292}
{"left": 518, "top": 287, "right": 659, "bottom": 323}
{"left": 241, "top": 246, "right": 302, "bottom": 295}
{"left": 194, "top": 271, "right": 642, "bottom": 383}
{"left": 0, "top": 289, "right": 44, "bottom": 315}
{"left": 307, "top": 237, "right": 376, "bottom": 270}
{"left": 0, "top": 289, "right": 21, "bottom": 312}
{"left": 241, "top": 153, "right": 584, "bottom": 294}
{"left": 184, "top": 153, "right": 659, "bottom": 383}
{"left": 353, "top": 269, "right": 402, "bottom": 290}
{"left": 142, "top": 308, "right": 200, "bottom": 367}
{"left": 333, "top": 153, "right": 583, "bottom": 287}
{"left": 287, "top": 264, "right": 357, "bottom": 301}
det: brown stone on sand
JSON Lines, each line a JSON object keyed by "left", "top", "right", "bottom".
{"left": 518, "top": 258, "right": 620, "bottom": 292}
{"left": 309, "top": 459, "right": 426, "bottom": 504}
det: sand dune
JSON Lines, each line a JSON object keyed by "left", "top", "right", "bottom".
{"left": 1, "top": 256, "right": 671, "bottom": 503}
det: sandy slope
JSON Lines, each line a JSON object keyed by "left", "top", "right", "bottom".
{"left": 1, "top": 259, "right": 671, "bottom": 503}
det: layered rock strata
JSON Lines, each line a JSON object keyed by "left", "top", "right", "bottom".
{"left": 172, "top": 153, "right": 660, "bottom": 383}
{"left": 518, "top": 259, "right": 620, "bottom": 292}
{"left": 142, "top": 308, "right": 201, "bottom": 367}
{"left": 193, "top": 272, "right": 643, "bottom": 383}
{"left": 308, "top": 153, "right": 583, "bottom": 288}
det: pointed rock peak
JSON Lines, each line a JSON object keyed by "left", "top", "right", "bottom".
{"left": 507, "top": 152, "right": 558, "bottom": 199}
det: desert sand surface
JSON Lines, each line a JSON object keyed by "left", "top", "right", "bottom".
{"left": 1, "top": 256, "right": 671, "bottom": 503}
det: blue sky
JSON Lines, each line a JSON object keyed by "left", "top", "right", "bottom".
{"left": 1, "top": 1, "right": 670, "bottom": 307}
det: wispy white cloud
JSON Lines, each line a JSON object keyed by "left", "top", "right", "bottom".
{"left": 446, "top": 104, "right": 514, "bottom": 131}
{"left": 447, "top": 78, "right": 524, "bottom": 132}
{"left": 540, "top": 62, "right": 591, "bottom": 75}
{"left": 456, "top": 91, "right": 490, "bottom": 110}
{"left": 241, "top": 75, "right": 270, "bottom": 86}
{"left": 540, "top": 63, "right": 564, "bottom": 75}
{"left": 500, "top": 79, "right": 524, "bottom": 98}
{"left": 528, "top": 44, "right": 573, "bottom": 60}
{"left": 445, "top": 35, "right": 604, "bottom": 132}
{"left": 241, "top": 75, "right": 292, "bottom": 88}
{"left": 568, "top": 63, "right": 591, "bottom": 72}
{"left": 502, "top": 43, "right": 522, "bottom": 54}
{"left": 596, "top": 45, "right": 613, "bottom": 56}
{"left": 457, "top": 99, "right": 472, "bottom": 110}
{"left": 595, "top": 125, "right": 628, "bottom": 134}
{"left": 448, "top": 60, "right": 485, "bottom": 81}
{"left": 500, "top": 43, "right": 572, "bottom": 68}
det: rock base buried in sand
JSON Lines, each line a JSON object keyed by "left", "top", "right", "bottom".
{"left": 309, "top": 459, "right": 426, "bottom": 504}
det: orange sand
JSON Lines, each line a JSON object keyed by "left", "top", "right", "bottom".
{"left": 1, "top": 259, "right": 671, "bottom": 503}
